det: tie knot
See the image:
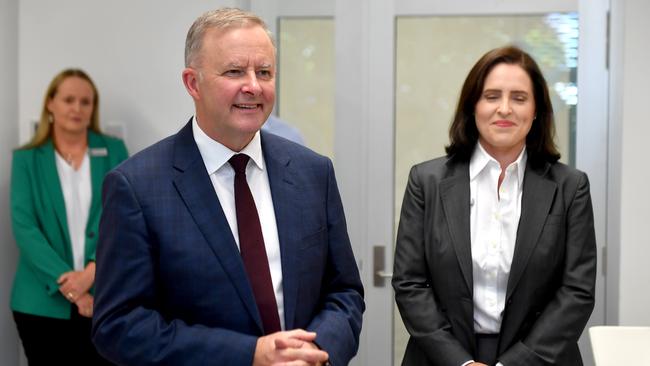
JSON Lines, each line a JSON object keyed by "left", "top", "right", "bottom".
{"left": 229, "top": 154, "right": 250, "bottom": 175}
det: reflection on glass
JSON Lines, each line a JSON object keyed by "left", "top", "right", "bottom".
{"left": 394, "top": 13, "right": 578, "bottom": 365}
{"left": 277, "top": 17, "right": 335, "bottom": 159}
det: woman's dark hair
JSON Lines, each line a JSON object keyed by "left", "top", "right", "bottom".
{"left": 445, "top": 45, "right": 560, "bottom": 165}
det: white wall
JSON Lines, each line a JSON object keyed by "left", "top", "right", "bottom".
{"left": 18, "top": 0, "right": 242, "bottom": 152}
{"left": 0, "top": 0, "right": 20, "bottom": 364}
{"left": 612, "top": 0, "right": 650, "bottom": 326}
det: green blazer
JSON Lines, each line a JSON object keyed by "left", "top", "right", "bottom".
{"left": 10, "top": 131, "right": 128, "bottom": 319}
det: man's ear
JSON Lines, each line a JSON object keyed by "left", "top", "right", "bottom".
{"left": 182, "top": 68, "right": 200, "bottom": 100}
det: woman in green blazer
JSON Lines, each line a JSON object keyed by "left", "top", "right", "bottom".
{"left": 11, "top": 69, "right": 128, "bottom": 365}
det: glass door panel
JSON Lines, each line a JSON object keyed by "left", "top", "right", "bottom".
{"left": 277, "top": 17, "right": 335, "bottom": 159}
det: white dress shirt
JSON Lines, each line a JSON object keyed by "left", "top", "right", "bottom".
{"left": 192, "top": 117, "right": 285, "bottom": 330}
{"left": 55, "top": 152, "right": 91, "bottom": 271}
{"left": 461, "top": 143, "right": 526, "bottom": 366}
{"left": 469, "top": 142, "right": 526, "bottom": 334}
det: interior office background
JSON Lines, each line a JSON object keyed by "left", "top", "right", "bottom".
{"left": 0, "top": 0, "right": 648, "bottom": 365}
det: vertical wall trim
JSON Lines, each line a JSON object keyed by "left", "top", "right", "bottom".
{"left": 0, "top": 0, "right": 20, "bottom": 364}
{"left": 605, "top": 0, "right": 623, "bottom": 326}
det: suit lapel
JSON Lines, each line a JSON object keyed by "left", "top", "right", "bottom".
{"left": 439, "top": 159, "right": 473, "bottom": 293}
{"left": 506, "top": 162, "right": 556, "bottom": 300}
{"left": 38, "top": 141, "right": 72, "bottom": 263}
{"left": 171, "top": 121, "right": 263, "bottom": 333}
{"left": 261, "top": 132, "right": 300, "bottom": 330}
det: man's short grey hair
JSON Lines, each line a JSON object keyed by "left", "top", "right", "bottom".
{"left": 184, "top": 8, "right": 275, "bottom": 68}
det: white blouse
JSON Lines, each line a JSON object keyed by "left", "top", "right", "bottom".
{"left": 55, "top": 152, "right": 91, "bottom": 271}
{"left": 469, "top": 143, "right": 526, "bottom": 334}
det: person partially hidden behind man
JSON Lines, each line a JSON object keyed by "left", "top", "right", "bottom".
{"left": 92, "top": 8, "right": 364, "bottom": 366}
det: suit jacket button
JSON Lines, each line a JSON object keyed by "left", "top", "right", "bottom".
{"left": 87, "top": 231, "right": 95, "bottom": 238}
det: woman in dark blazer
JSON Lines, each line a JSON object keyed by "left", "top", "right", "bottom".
{"left": 393, "top": 46, "right": 596, "bottom": 366}
{"left": 10, "top": 69, "right": 128, "bottom": 365}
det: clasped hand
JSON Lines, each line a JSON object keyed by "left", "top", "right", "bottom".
{"left": 254, "top": 329, "right": 329, "bottom": 366}
{"left": 57, "top": 263, "right": 96, "bottom": 318}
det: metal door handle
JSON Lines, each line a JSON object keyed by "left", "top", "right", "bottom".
{"left": 376, "top": 271, "right": 393, "bottom": 278}
{"left": 373, "top": 246, "right": 392, "bottom": 287}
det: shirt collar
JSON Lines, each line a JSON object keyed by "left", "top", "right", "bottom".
{"left": 192, "top": 116, "right": 265, "bottom": 174}
{"left": 469, "top": 142, "right": 527, "bottom": 188}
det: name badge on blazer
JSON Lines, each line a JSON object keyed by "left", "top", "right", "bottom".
{"left": 89, "top": 147, "right": 108, "bottom": 157}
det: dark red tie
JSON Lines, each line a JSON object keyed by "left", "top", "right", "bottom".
{"left": 229, "top": 154, "right": 281, "bottom": 334}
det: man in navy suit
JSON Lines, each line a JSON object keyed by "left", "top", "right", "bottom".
{"left": 92, "top": 8, "right": 364, "bottom": 366}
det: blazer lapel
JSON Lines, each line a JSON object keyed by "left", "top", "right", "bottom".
{"left": 506, "top": 162, "right": 557, "bottom": 300}
{"left": 171, "top": 121, "right": 263, "bottom": 333}
{"left": 38, "top": 141, "right": 72, "bottom": 263}
{"left": 261, "top": 132, "right": 300, "bottom": 330}
{"left": 440, "top": 159, "right": 473, "bottom": 293}
{"left": 87, "top": 131, "right": 107, "bottom": 234}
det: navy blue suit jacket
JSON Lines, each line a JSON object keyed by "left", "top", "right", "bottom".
{"left": 92, "top": 121, "right": 364, "bottom": 365}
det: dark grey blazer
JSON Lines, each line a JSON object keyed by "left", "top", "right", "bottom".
{"left": 392, "top": 154, "right": 596, "bottom": 366}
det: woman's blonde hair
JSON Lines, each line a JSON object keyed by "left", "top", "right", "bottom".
{"left": 24, "top": 68, "right": 101, "bottom": 149}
